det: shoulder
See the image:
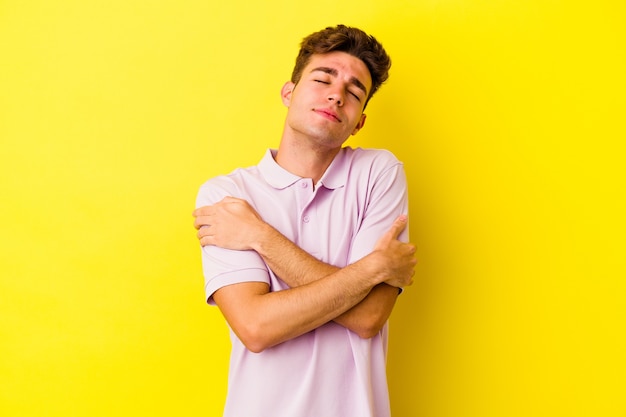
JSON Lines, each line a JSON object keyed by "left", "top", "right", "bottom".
{"left": 341, "top": 147, "right": 404, "bottom": 178}
{"left": 196, "top": 165, "right": 260, "bottom": 207}
{"left": 344, "top": 146, "right": 402, "bottom": 167}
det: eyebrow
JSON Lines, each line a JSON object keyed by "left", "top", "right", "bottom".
{"left": 310, "top": 66, "right": 368, "bottom": 97}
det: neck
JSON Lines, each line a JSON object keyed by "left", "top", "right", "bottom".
{"left": 275, "top": 134, "right": 342, "bottom": 184}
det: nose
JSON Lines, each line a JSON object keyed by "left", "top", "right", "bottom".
{"left": 327, "top": 90, "right": 343, "bottom": 106}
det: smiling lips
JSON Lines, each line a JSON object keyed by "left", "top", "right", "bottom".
{"left": 313, "top": 108, "right": 341, "bottom": 122}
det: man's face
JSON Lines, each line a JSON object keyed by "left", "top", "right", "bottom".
{"left": 281, "top": 51, "right": 372, "bottom": 151}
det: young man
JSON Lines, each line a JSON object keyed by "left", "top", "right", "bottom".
{"left": 193, "top": 25, "right": 416, "bottom": 417}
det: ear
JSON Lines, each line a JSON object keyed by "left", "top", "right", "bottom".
{"left": 281, "top": 81, "right": 295, "bottom": 107}
{"left": 351, "top": 113, "right": 367, "bottom": 135}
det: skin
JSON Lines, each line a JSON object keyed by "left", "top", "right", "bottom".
{"left": 194, "top": 51, "right": 417, "bottom": 352}
{"left": 277, "top": 51, "right": 371, "bottom": 183}
{"left": 195, "top": 198, "right": 414, "bottom": 340}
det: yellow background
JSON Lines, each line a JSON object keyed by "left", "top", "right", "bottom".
{"left": 1, "top": 1, "right": 624, "bottom": 416}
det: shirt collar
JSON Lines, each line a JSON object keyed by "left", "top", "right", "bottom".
{"left": 258, "top": 149, "right": 301, "bottom": 189}
{"left": 258, "top": 148, "right": 349, "bottom": 190}
{"left": 317, "top": 147, "right": 349, "bottom": 190}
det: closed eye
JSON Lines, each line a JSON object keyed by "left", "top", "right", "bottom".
{"left": 348, "top": 90, "right": 362, "bottom": 101}
{"left": 314, "top": 78, "right": 362, "bottom": 102}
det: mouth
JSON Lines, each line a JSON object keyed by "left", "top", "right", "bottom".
{"left": 313, "top": 108, "right": 341, "bottom": 123}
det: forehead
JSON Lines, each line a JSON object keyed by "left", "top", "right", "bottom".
{"left": 304, "top": 51, "right": 372, "bottom": 90}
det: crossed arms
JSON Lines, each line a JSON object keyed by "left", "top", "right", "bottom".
{"left": 193, "top": 197, "right": 417, "bottom": 353}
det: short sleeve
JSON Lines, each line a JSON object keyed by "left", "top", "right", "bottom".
{"left": 347, "top": 152, "right": 409, "bottom": 264}
{"left": 196, "top": 178, "right": 270, "bottom": 305}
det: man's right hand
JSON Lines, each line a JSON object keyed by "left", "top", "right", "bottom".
{"left": 193, "top": 197, "right": 269, "bottom": 251}
{"left": 371, "top": 215, "right": 417, "bottom": 288}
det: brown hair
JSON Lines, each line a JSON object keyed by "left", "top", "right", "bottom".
{"left": 291, "top": 25, "right": 391, "bottom": 106}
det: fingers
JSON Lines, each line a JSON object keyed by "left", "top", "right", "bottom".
{"left": 196, "top": 225, "right": 209, "bottom": 239}
{"left": 391, "top": 241, "right": 418, "bottom": 288}
{"left": 197, "top": 225, "right": 212, "bottom": 247}
{"left": 193, "top": 215, "right": 212, "bottom": 230}
{"left": 192, "top": 198, "right": 248, "bottom": 218}
{"left": 192, "top": 203, "right": 219, "bottom": 230}
{"left": 192, "top": 197, "right": 233, "bottom": 217}
{"left": 193, "top": 205, "right": 212, "bottom": 220}
{"left": 193, "top": 197, "right": 264, "bottom": 251}
{"left": 385, "top": 255, "right": 417, "bottom": 288}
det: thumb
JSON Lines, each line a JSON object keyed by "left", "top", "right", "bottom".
{"left": 386, "top": 215, "right": 408, "bottom": 240}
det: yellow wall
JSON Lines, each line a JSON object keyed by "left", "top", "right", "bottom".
{"left": 1, "top": 1, "right": 624, "bottom": 416}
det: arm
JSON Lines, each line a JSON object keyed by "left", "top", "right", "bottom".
{"left": 240, "top": 209, "right": 406, "bottom": 338}
{"left": 194, "top": 198, "right": 412, "bottom": 337}
{"left": 211, "top": 233, "right": 414, "bottom": 353}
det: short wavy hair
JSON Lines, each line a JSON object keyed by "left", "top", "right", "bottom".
{"left": 291, "top": 25, "right": 391, "bottom": 106}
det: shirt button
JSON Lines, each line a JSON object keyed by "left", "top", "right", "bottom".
{"left": 300, "top": 182, "right": 308, "bottom": 188}
{"left": 303, "top": 215, "right": 310, "bottom": 223}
